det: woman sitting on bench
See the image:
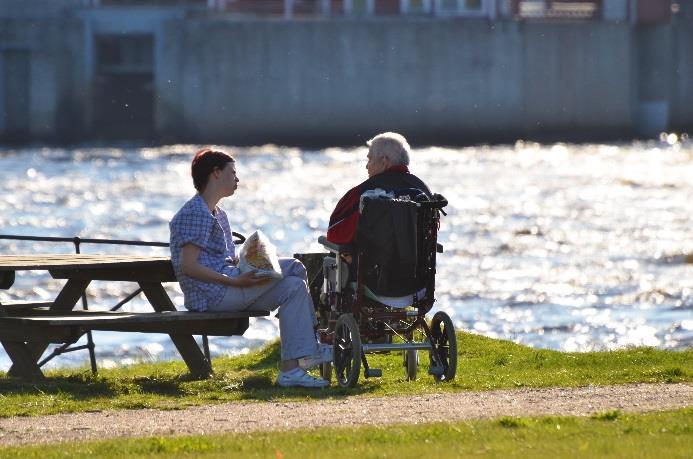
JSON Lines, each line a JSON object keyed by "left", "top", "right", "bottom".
{"left": 169, "top": 148, "right": 331, "bottom": 388}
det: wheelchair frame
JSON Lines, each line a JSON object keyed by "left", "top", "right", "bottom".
{"left": 316, "top": 195, "right": 456, "bottom": 387}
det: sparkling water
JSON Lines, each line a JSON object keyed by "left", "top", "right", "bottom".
{"left": 0, "top": 140, "right": 691, "bottom": 371}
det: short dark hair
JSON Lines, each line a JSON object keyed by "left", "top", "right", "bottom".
{"left": 191, "top": 148, "right": 234, "bottom": 192}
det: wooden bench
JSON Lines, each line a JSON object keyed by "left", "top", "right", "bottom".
{"left": 0, "top": 309, "right": 268, "bottom": 380}
{"left": 0, "top": 255, "right": 268, "bottom": 381}
{"left": 0, "top": 309, "right": 267, "bottom": 340}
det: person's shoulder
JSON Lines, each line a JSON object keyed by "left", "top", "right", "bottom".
{"left": 409, "top": 173, "right": 432, "bottom": 191}
{"left": 334, "top": 183, "right": 362, "bottom": 206}
{"left": 399, "top": 171, "right": 432, "bottom": 197}
{"left": 357, "top": 174, "right": 381, "bottom": 191}
{"left": 171, "top": 195, "right": 210, "bottom": 224}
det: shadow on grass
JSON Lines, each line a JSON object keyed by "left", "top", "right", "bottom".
{"left": 0, "top": 340, "right": 378, "bottom": 402}
{"left": 218, "top": 341, "right": 378, "bottom": 399}
{"left": 0, "top": 369, "right": 206, "bottom": 399}
{"left": 0, "top": 372, "right": 117, "bottom": 398}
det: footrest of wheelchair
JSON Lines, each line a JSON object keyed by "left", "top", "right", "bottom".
{"left": 428, "top": 366, "right": 445, "bottom": 376}
{"left": 364, "top": 368, "right": 382, "bottom": 378}
{"left": 317, "top": 330, "right": 333, "bottom": 345}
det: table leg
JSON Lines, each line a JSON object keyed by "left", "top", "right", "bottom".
{"left": 7, "top": 279, "right": 90, "bottom": 378}
{"left": 138, "top": 282, "right": 212, "bottom": 378}
{"left": 1, "top": 341, "right": 45, "bottom": 381}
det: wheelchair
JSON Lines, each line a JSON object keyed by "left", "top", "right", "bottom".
{"left": 314, "top": 193, "right": 456, "bottom": 388}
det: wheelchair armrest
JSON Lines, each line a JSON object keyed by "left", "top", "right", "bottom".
{"left": 318, "top": 236, "right": 350, "bottom": 254}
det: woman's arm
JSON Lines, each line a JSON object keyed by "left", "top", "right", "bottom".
{"left": 180, "top": 244, "right": 268, "bottom": 288}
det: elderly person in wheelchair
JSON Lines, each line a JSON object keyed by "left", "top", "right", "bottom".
{"left": 314, "top": 132, "right": 457, "bottom": 387}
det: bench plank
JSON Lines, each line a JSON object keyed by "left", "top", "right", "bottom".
{"left": 0, "top": 311, "right": 267, "bottom": 337}
{"left": 49, "top": 268, "right": 176, "bottom": 283}
{"left": 2, "top": 310, "right": 268, "bottom": 322}
{"left": 0, "top": 321, "right": 82, "bottom": 343}
{"left": 0, "top": 302, "right": 54, "bottom": 313}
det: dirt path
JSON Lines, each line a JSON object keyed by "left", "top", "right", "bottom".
{"left": 0, "top": 383, "right": 690, "bottom": 447}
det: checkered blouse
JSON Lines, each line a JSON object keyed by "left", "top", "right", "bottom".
{"left": 169, "top": 194, "right": 239, "bottom": 311}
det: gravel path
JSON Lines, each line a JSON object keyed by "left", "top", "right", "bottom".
{"left": 0, "top": 383, "right": 691, "bottom": 447}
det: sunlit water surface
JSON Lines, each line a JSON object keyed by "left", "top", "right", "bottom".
{"left": 1, "top": 141, "right": 692, "bottom": 371}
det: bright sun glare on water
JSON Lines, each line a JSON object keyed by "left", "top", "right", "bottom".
{"left": 0, "top": 140, "right": 692, "bottom": 369}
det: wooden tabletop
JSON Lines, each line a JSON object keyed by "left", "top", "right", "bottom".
{"left": 0, "top": 255, "right": 172, "bottom": 272}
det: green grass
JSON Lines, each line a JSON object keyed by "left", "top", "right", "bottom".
{"left": 0, "top": 332, "right": 690, "bottom": 418}
{"left": 0, "top": 408, "right": 690, "bottom": 458}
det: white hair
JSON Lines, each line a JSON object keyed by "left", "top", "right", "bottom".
{"left": 366, "top": 132, "right": 410, "bottom": 166}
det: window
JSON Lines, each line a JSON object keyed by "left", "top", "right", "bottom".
{"left": 435, "top": 0, "right": 485, "bottom": 16}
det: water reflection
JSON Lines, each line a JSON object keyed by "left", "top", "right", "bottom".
{"left": 0, "top": 140, "right": 692, "bottom": 370}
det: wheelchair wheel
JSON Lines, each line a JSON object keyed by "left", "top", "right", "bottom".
{"left": 404, "top": 349, "right": 418, "bottom": 381}
{"left": 334, "top": 313, "right": 361, "bottom": 388}
{"left": 429, "top": 311, "right": 457, "bottom": 382}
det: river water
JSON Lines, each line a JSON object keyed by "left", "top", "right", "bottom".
{"left": 1, "top": 140, "right": 692, "bottom": 371}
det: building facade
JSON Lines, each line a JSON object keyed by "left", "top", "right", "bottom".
{"left": 0, "top": 0, "right": 690, "bottom": 144}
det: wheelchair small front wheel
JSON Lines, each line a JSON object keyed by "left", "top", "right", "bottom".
{"left": 334, "top": 313, "right": 361, "bottom": 388}
{"left": 404, "top": 349, "right": 418, "bottom": 381}
{"left": 429, "top": 311, "right": 457, "bottom": 382}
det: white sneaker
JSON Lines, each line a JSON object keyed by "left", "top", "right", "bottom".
{"left": 298, "top": 343, "right": 333, "bottom": 370}
{"left": 276, "top": 368, "right": 329, "bottom": 388}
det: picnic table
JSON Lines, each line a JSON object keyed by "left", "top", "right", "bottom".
{"left": 0, "top": 254, "right": 268, "bottom": 381}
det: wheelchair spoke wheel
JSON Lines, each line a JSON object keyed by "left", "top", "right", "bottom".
{"left": 334, "top": 313, "right": 361, "bottom": 388}
{"left": 429, "top": 311, "right": 457, "bottom": 382}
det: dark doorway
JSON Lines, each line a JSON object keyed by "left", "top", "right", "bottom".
{"left": 92, "top": 34, "right": 154, "bottom": 140}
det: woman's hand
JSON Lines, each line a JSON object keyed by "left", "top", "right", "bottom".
{"left": 229, "top": 270, "right": 271, "bottom": 288}
{"left": 181, "top": 244, "right": 271, "bottom": 288}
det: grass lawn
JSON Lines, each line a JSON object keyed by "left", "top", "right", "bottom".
{"left": 0, "top": 408, "right": 690, "bottom": 458}
{"left": 0, "top": 332, "right": 690, "bottom": 417}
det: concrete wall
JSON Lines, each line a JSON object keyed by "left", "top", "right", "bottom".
{"left": 522, "top": 22, "right": 632, "bottom": 138}
{"left": 1, "top": 12, "right": 693, "bottom": 144}
{"left": 157, "top": 19, "right": 636, "bottom": 144}
{"left": 0, "top": 18, "right": 85, "bottom": 141}
{"left": 670, "top": 17, "right": 693, "bottom": 129}
{"left": 0, "top": 0, "right": 86, "bottom": 18}
{"left": 159, "top": 19, "right": 528, "bottom": 144}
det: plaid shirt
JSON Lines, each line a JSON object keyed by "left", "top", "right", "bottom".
{"left": 169, "top": 194, "right": 238, "bottom": 311}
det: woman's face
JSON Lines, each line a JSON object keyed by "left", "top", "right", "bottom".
{"left": 219, "top": 162, "right": 239, "bottom": 197}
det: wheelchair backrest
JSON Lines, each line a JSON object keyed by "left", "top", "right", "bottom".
{"left": 355, "top": 193, "right": 446, "bottom": 298}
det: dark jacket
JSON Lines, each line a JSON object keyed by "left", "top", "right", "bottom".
{"left": 326, "top": 165, "right": 431, "bottom": 246}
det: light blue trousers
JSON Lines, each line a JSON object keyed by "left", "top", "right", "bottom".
{"left": 208, "top": 258, "right": 319, "bottom": 361}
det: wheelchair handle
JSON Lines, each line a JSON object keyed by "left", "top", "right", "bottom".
{"left": 420, "top": 195, "right": 448, "bottom": 210}
{"left": 318, "top": 235, "right": 350, "bottom": 253}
